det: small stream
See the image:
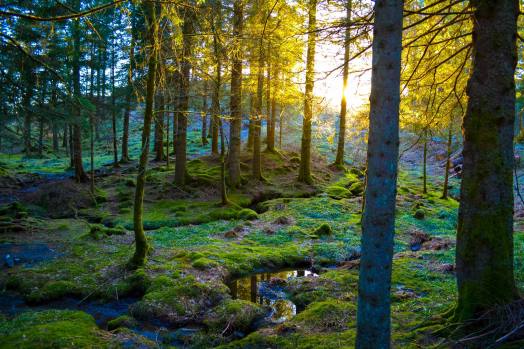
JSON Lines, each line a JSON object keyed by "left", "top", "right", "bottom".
{"left": 227, "top": 269, "right": 318, "bottom": 324}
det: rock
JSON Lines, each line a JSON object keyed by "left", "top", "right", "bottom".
{"left": 436, "top": 263, "right": 455, "bottom": 273}
{"left": 413, "top": 208, "right": 425, "bottom": 220}
{"left": 224, "top": 230, "right": 238, "bottom": 238}
{"left": 312, "top": 223, "right": 333, "bottom": 237}
{"left": 273, "top": 216, "right": 294, "bottom": 225}
{"left": 263, "top": 227, "right": 276, "bottom": 235}
{"left": 409, "top": 230, "right": 430, "bottom": 251}
{"left": 423, "top": 237, "right": 453, "bottom": 251}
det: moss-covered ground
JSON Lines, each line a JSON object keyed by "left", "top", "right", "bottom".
{"left": 0, "top": 131, "right": 523, "bottom": 348}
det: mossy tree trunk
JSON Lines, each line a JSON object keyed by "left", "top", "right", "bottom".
{"left": 334, "top": 0, "right": 352, "bottom": 167}
{"left": 441, "top": 117, "right": 453, "bottom": 199}
{"left": 355, "top": 1, "right": 403, "bottom": 348}
{"left": 201, "top": 80, "right": 209, "bottom": 146}
{"left": 154, "top": 93, "right": 164, "bottom": 161}
{"left": 211, "top": 0, "right": 222, "bottom": 156}
{"left": 71, "top": 0, "right": 87, "bottom": 183}
{"left": 253, "top": 39, "right": 264, "bottom": 180}
{"left": 110, "top": 27, "right": 119, "bottom": 168}
{"left": 22, "top": 59, "right": 34, "bottom": 156}
{"left": 454, "top": 0, "right": 519, "bottom": 322}
{"left": 129, "top": 0, "right": 158, "bottom": 269}
{"left": 228, "top": 0, "right": 244, "bottom": 188}
{"left": 175, "top": 12, "right": 194, "bottom": 186}
{"left": 298, "top": 0, "right": 317, "bottom": 184}
{"left": 121, "top": 18, "right": 134, "bottom": 163}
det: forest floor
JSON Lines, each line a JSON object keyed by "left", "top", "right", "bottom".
{"left": 0, "top": 126, "right": 523, "bottom": 348}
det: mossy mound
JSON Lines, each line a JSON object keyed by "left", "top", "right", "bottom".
{"left": 0, "top": 310, "right": 112, "bottom": 348}
{"left": 107, "top": 315, "right": 138, "bottom": 331}
{"left": 236, "top": 208, "right": 258, "bottom": 221}
{"left": 204, "top": 299, "right": 265, "bottom": 335}
{"left": 88, "top": 224, "right": 126, "bottom": 240}
{"left": 192, "top": 257, "right": 220, "bottom": 270}
{"left": 292, "top": 299, "right": 355, "bottom": 332}
{"left": 130, "top": 275, "right": 229, "bottom": 325}
{"left": 312, "top": 223, "right": 333, "bottom": 237}
{"left": 26, "top": 280, "right": 82, "bottom": 304}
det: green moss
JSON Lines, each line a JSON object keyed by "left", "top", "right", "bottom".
{"left": 204, "top": 299, "right": 265, "bottom": 333}
{"left": 130, "top": 276, "right": 229, "bottom": 324}
{"left": 312, "top": 223, "right": 333, "bottom": 237}
{"left": 88, "top": 224, "right": 126, "bottom": 239}
{"left": 293, "top": 299, "right": 355, "bottom": 332}
{"left": 413, "top": 209, "right": 425, "bottom": 220}
{"left": 26, "top": 280, "right": 82, "bottom": 304}
{"left": 236, "top": 208, "right": 258, "bottom": 220}
{"left": 0, "top": 310, "right": 111, "bottom": 348}
{"left": 192, "top": 257, "right": 220, "bottom": 270}
{"left": 348, "top": 181, "right": 364, "bottom": 195}
{"left": 326, "top": 185, "right": 352, "bottom": 199}
{"left": 107, "top": 315, "right": 138, "bottom": 331}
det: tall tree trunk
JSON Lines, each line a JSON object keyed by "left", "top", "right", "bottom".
{"left": 442, "top": 116, "right": 453, "bottom": 199}
{"left": 51, "top": 87, "right": 59, "bottom": 153}
{"left": 423, "top": 134, "right": 427, "bottom": 194}
{"left": 454, "top": 0, "right": 519, "bottom": 322}
{"left": 253, "top": 39, "right": 264, "bottom": 180}
{"left": 69, "top": 125, "right": 74, "bottom": 168}
{"left": 211, "top": 0, "right": 222, "bottom": 156}
{"left": 265, "top": 42, "right": 271, "bottom": 149}
{"left": 355, "top": 1, "right": 403, "bottom": 348}
{"left": 279, "top": 104, "right": 283, "bottom": 148}
{"left": 72, "top": 0, "right": 87, "bottom": 182}
{"left": 201, "top": 80, "right": 209, "bottom": 146}
{"left": 22, "top": 61, "right": 34, "bottom": 156}
{"left": 175, "top": 13, "right": 193, "bottom": 186}
{"left": 334, "top": 0, "right": 352, "bottom": 167}
{"left": 248, "top": 93, "right": 254, "bottom": 150}
{"left": 166, "top": 95, "right": 170, "bottom": 169}
{"left": 228, "top": 0, "right": 244, "bottom": 188}
{"left": 130, "top": 0, "right": 157, "bottom": 269}
{"left": 111, "top": 37, "right": 119, "bottom": 167}
{"left": 121, "top": 22, "right": 135, "bottom": 163}
{"left": 154, "top": 93, "right": 165, "bottom": 161}
{"left": 298, "top": 0, "right": 317, "bottom": 184}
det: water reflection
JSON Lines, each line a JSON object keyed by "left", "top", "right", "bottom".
{"left": 228, "top": 270, "right": 317, "bottom": 323}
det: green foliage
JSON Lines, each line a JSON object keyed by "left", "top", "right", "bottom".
{"left": 0, "top": 310, "right": 110, "bottom": 348}
{"left": 236, "top": 208, "right": 258, "bottom": 220}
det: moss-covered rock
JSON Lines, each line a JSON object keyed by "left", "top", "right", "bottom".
{"left": 348, "top": 181, "right": 364, "bottom": 195}
{"left": 107, "top": 315, "right": 138, "bottom": 331}
{"left": 236, "top": 208, "right": 258, "bottom": 221}
{"left": 326, "top": 185, "right": 352, "bottom": 199}
{"left": 192, "top": 257, "right": 220, "bottom": 270}
{"left": 312, "top": 223, "right": 333, "bottom": 237}
{"left": 204, "top": 299, "right": 265, "bottom": 335}
{"left": 413, "top": 208, "right": 425, "bottom": 220}
{"left": 0, "top": 310, "right": 111, "bottom": 348}
{"left": 130, "top": 276, "right": 229, "bottom": 325}
{"left": 292, "top": 299, "right": 355, "bottom": 332}
{"left": 26, "top": 280, "right": 82, "bottom": 304}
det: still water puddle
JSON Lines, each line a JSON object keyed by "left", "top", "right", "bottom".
{"left": 228, "top": 270, "right": 317, "bottom": 323}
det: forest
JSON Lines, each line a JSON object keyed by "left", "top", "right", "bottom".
{"left": 0, "top": 0, "right": 523, "bottom": 348}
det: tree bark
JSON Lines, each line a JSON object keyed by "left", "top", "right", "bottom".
{"left": 211, "top": 0, "right": 222, "bottom": 156}
{"left": 442, "top": 117, "right": 453, "bottom": 199}
{"left": 202, "top": 80, "right": 209, "bottom": 146}
{"left": 298, "top": 0, "right": 317, "bottom": 184}
{"left": 154, "top": 93, "right": 165, "bottom": 161}
{"left": 334, "top": 0, "right": 352, "bottom": 167}
{"left": 454, "top": 0, "right": 519, "bottom": 322}
{"left": 111, "top": 35, "right": 119, "bottom": 167}
{"left": 228, "top": 0, "right": 244, "bottom": 188}
{"left": 355, "top": 1, "right": 403, "bottom": 348}
{"left": 253, "top": 38, "right": 265, "bottom": 180}
{"left": 174, "top": 13, "right": 193, "bottom": 186}
{"left": 72, "top": 0, "right": 87, "bottom": 182}
{"left": 130, "top": 0, "right": 157, "bottom": 269}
